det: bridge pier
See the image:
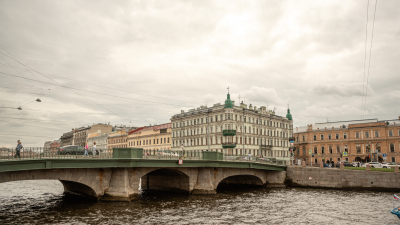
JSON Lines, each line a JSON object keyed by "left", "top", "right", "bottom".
{"left": 101, "top": 168, "right": 137, "bottom": 201}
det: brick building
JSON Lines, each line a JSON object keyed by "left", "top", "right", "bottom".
{"left": 294, "top": 118, "right": 400, "bottom": 164}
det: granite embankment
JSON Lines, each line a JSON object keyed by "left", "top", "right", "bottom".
{"left": 286, "top": 166, "right": 400, "bottom": 191}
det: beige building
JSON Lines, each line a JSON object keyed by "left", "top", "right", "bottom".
{"left": 72, "top": 123, "right": 113, "bottom": 147}
{"left": 294, "top": 118, "right": 400, "bottom": 164}
{"left": 107, "top": 129, "right": 128, "bottom": 152}
{"left": 127, "top": 123, "right": 171, "bottom": 155}
{"left": 170, "top": 93, "right": 293, "bottom": 158}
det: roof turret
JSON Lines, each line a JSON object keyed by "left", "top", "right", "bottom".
{"left": 286, "top": 108, "right": 293, "bottom": 121}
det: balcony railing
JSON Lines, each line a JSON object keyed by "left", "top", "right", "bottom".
{"left": 222, "top": 142, "right": 237, "bottom": 148}
{"left": 222, "top": 130, "right": 236, "bottom": 136}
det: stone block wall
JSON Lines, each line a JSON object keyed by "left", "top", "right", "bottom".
{"left": 286, "top": 166, "right": 400, "bottom": 191}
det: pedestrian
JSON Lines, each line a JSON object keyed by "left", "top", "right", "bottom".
{"left": 84, "top": 143, "right": 89, "bottom": 156}
{"left": 331, "top": 161, "right": 334, "bottom": 168}
{"left": 93, "top": 142, "right": 97, "bottom": 156}
{"left": 14, "top": 140, "right": 23, "bottom": 159}
{"left": 326, "top": 160, "right": 330, "bottom": 168}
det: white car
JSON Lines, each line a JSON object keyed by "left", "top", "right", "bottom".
{"left": 363, "top": 162, "right": 383, "bottom": 168}
{"left": 381, "top": 162, "right": 396, "bottom": 169}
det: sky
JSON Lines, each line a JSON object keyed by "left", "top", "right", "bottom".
{"left": 0, "top": 0, "right": 399, "bottom": 147}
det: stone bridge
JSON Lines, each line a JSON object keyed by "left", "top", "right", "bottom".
{"left": 0, "top": 149, "right": 286, "bottom": 201}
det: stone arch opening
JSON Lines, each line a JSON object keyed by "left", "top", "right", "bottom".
{"left": 140, "top": 169, "right": 190, "bottom": 194}
{"left": 59, "top": 180, "right": 98, "bottom": 199}
{"left": 217, "top": 175, "right": 264, "bottom": 190}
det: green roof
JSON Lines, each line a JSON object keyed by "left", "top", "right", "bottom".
{"left": 286, "top": 108, "right": 292, "bottom": 121}
{"left": 224, "top": 93, "right": 233, "bottom": 108}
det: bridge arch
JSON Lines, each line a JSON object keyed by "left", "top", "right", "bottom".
{"left": 140, "top": 168, "right": 190, "bottom": 194}
{"left": 214, "top": 168, "right": 267, "bottom": 190}
{"left": 0, "top": 169, "right": 110, "bottom": 200}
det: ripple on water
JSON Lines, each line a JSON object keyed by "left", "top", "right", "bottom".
{"left": 0, "top": 181, "right": 399, "bottom": 224}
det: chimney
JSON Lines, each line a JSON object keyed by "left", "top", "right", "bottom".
{"left": 325, "top": 127, "right": 327, "bottom": 130}
{"left": 249, "top": 104, "right": 253, "bottom": 110}
{"left": 340, "top": 126, "right": 342, "bottom": 129}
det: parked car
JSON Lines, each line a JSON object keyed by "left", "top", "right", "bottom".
{"left": 339, "top": 161, "right": 353, "bottom": 167}
{"left": 382, "top": 162, "right": 396, "bottom": 169}
{"left": 157, "top": 150, "right": 178, "bottom": 157}
{"left": 58, "top": 145, "right": 92, "bottom": 155}
{"left": 363, "top": 162, "right": 383, "bottom": 168}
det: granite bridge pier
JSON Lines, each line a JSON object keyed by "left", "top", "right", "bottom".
{"left": 0, "top": 148, "right": 287, "bottom": 201}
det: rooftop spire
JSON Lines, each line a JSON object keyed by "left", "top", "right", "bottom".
{"left": 224, "top": 89, "right": 233, "bottom": 108}
{"left": 286, "top": 105, "right": 293, "bottom": 121}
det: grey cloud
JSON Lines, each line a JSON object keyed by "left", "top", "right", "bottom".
{"left": 1, "top": 0, "right": 400, "bottom": 147}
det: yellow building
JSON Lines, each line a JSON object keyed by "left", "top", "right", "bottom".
{"left": 127, "top": 123, "right": 171, "bottom": 155}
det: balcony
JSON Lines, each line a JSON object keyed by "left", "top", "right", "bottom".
{"left": 222, "top": 130, "right": 236, "bottom": 136}
{"left": 222, "top": 142, "right": 237, "bottom": 148}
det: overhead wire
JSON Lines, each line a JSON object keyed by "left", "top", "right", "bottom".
{"left": 0, "top": 52, "right": 189, "bottom": 104}
{"left": 0, "top": 49, "right": 133, "bottom": 123}
{"left": 362, "top": 0, "right": 378, "bottom": 118}
{"left": 0, "top": 71, "right": 189, "bottom": 107}
{"left": 361, "top": 0, "right": 370, "bottom": 119}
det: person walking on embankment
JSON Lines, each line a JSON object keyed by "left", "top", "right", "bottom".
{"left": 14, "top": 140, "right": 23, "bottom": 159}
{"left": 93, "top": 142, "right": 97, "bottom": 156}
{"left": 84, "top": 143, "right": 89, "bottom": 157}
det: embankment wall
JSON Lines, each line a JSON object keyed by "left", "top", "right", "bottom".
{"left": 286, "top": 166, "right": 400, "bottom": 191}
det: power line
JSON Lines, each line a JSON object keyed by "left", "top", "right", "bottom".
{"left": 0, "top": 49, "right": 131, "bottom": 123}
{"left": 361, "top": 0, "right": 370, "bottom": 119}
{"left": 0, "top": 55, "right": 189, "bottom": 104}
{"left": 0, "top": 88, "right": 182, "bottom": 111}
{"left": 0, "top": 133, "right": 59, "bottom": 138}
{"left": 363, "top": 0, "right": 378, "bottom": 118}
{"left": 0, "top": 71, "right": 189, "bottom": 107}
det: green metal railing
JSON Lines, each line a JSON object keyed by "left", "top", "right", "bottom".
{"left": 0, "top": 147, "right": 289, "bottom": 166}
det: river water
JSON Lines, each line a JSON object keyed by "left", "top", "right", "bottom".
{"left": 0, "top": 180, "right": 398, "bottom": 224}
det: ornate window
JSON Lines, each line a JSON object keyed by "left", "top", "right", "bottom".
{"left": 366, "top": 144, "right": 371, "bottom": 153}
{"left": 355, "top": 132, "right": 360, "bottom": 138}
{"left": 356, "top": 144, "right": 361, "bottom": 153}
{"left": 375, "top": 143, "right": 381, "bottom": 152}
{"left": 365, "top": 131, "right": 369, "bottom": 138}
{"left": 374, "top": 131, "right": 379, "bottom": 138}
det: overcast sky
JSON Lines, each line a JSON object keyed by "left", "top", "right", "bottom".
{"left": 0, "top": 0, "right": 399, "bottom": 147}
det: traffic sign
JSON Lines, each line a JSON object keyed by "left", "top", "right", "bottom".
{"left": 343, "top": 152, "right": 348, "bottom": 156}
{"left": 309, "top": 150, "right": 312, "bottom": 155}
{"left": 383, "top": 154, "right": 387, "bottom": 157}
{"left": 178, "top": 159, "right": 183, "bottom": 164}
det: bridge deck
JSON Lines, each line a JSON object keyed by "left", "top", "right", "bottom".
{"left": 0, "top": 158, "right": 286, "bottom": 173}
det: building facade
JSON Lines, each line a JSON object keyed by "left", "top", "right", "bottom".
{"left": 294, "top": 118, "right": 400, "bottom": 164}
{"left": 107, "top": 129, "right": 128, "bottom": 152}
{"left": 170, "top": 93, "right": 293, "bottom": 158}
{"left": 87, "top": 133, "right": 109, "bottom": 152}
{"left": 49, "top": 140, "right": 61, "bottom": 154}
{"left": 60, "top": 130, "right": 74, "bottom": 147}
{"left": 127, "top": 123, "right": 171, "bottom": 155}
{"left": 72, "top": 124, "right": 113, "bottom": 147}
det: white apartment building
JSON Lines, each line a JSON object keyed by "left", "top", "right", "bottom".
{"left": 171, "top": 92, "right": 294, "bottom": 157}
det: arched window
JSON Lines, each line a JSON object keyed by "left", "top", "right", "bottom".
{"left": 314, "top": 146, "right": 317, "bottom": 154}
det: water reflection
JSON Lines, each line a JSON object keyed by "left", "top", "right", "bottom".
{"left": 0, "top": 180, "right": 398, "bottom": 224}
